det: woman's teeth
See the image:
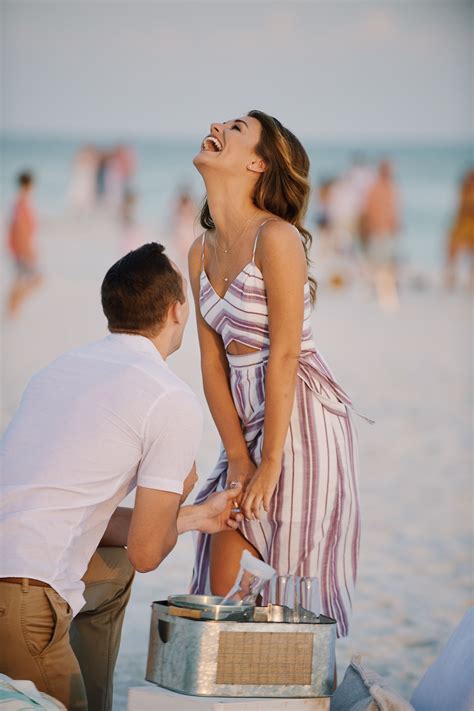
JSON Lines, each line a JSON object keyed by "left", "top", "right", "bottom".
{"left": 201, "top": 136, "right": 223, "bottom": 152}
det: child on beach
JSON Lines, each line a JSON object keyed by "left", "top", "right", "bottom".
{"left": 6, "top": 171, "right": 42, "bottom": 317}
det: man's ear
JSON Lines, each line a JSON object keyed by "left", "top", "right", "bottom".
{"left": 247, "top": 158, "right": 267, "bottom": 174}
{"left": 169, "top": 300, "right": 183, "bottom": 325}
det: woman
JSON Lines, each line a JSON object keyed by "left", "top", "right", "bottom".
{"left": 189, "top": 111, "right": 364, "bottom": 637}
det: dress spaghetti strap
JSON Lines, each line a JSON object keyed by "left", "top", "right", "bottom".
{"left": 200, "top": 231, "right": 207, "bottom": 271}
{"left": 252, "top": 217, "right": 280, "bottom": 262}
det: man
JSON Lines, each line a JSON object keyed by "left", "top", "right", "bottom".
{"left": 362, "top": 159, "right": 400, "bottom": 310}
{"left": 6, "top": 171, "right": 43, "bottom": 317}
{"left": 0, "top": 243, "right": 241, "bottom": 710}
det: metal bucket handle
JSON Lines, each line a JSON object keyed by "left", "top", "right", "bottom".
{"left": 158, "top": 619, "right": 174, "bottom": 643}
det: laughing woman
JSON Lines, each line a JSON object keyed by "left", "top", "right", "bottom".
{"left": 189, "top": 111, "right": 363, "bottom": 637}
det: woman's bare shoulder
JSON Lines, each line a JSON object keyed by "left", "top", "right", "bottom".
{"left": 188, "top": 231, "right": 206, "bottom": 270}
{"left": 257, "top": 219, "right": 305, "bottom": 260}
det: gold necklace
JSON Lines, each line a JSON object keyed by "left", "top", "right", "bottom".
{"left": 215, "top": 213, "right": 259, "bottom": 254}
{"left": 213, "top": 241, "right": 229, "bottom": 282}
{"left": 213, "top": 214, "right": 259, "bottom": 283}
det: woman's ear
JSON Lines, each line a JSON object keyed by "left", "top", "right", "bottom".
{"left": 247, "top": 158, "right": 267, "bottom": 174}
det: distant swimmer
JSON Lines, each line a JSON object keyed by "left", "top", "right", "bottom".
{"left": 6, "top": 171, "right": 43, "bottom": 317}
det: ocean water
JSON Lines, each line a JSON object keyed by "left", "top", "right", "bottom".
{"left": 1, "top": 135, "right": 472, "bottom": 268}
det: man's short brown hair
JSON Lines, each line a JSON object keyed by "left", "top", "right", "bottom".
{"left": 101, "top": 243, "right": 184, "bottom": 335}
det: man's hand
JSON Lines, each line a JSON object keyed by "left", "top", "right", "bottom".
{"left": 181, "top": 462, "right": 198, "bottom": 504}
{"left": 195, "top": 485, "right": 244, "bottom": 534}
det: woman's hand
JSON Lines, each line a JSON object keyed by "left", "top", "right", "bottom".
{"left": 226, "top": 456, "right": 257, "bottom": 505}
{"left": 241, "top": 460, "right": 281, "bottom": 520}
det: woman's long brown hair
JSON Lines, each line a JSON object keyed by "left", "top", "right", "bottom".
{"left": 198, "top": 109, "right": 317, "bottom": 303}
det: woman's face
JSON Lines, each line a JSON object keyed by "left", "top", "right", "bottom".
{"left": 193, "top": 115, "right": 263, "bottom": 176}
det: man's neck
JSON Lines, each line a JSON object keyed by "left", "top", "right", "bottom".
{"left": 112, "top": 330, "right": 171, "bottom": 360}
{"left": 149, "top": 333, "right": 171, "bottom": 360}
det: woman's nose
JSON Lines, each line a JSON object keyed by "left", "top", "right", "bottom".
{"left": 210, "top": 122, "right": 223, "bottom": 135}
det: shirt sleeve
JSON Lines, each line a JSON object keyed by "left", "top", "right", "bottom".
{"left": 137, "top": 389, "right": 203, "bottom": 493}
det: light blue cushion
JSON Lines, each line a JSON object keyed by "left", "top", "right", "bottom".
{"left": 0, "top": 674, "right": 65, "bottom": 709}
{"left": 411, "top": 608, "right": 474, "bottom": 711}
{"left": 331, "top": 655, "right": 414, "bottom": 711}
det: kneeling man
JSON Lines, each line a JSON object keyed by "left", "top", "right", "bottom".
{"left": 0, "top": 243, "right": 240, "bottom": 710}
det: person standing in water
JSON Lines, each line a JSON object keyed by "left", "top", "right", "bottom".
{"left": 189, "top": 111, "right": 366, "bottom": 638}
{"left": 6, "top": 172, "right": 42, "bottom": 317}
{"left": 362, "top": 160, "right": 400, "bottom": 310}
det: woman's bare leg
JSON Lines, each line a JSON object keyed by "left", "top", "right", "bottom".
{"left": 209, "top": 528, "right": 261, "bottom": 596}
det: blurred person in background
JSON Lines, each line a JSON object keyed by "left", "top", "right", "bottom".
{"left": 361, "top": 159, "right": 400, "bottom": 310}
{"left": 314, "top": 177, "right": 348, "bottom": 289}
{"left": 67, "top": 146, "right": 97, "bottom": 215}
{"left": 6, "top": 172, "right": 42, "bottom": 317}
{"left": 314, "top": 178, "right": 334, "bottom": 252}
{"left": 118, "top": 189, "right": 148, "bottom": 255}
{"left": 445, "top": 169, "right": 474, "bottom": 290}
{"left": 317, "top": 169, "right": 360, "bottom": 288}
{"left": 169, "top": 185, "right": 197, "bottom": 271}
{"left": 107, "top": 144, "right": 137, "bottom": 213}
{"left": 347, "top": 154, "right": 376, "bottom": 255}
{"left": 189, "top": 111, "right": 366, "bottom": 640}
{"left": 95, "top": 150, "right": 110, "bottom": 205}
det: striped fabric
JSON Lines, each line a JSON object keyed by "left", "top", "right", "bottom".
{"left": 191, "top": 220, "right": 361, "bottom": 637}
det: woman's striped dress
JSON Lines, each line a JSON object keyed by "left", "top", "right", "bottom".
{"left": 191, "top": 221, "right": 365, "bottom": 637}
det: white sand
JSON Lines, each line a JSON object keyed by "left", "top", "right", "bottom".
{"left": 1, "top": 215, "right": 472, "bottom": 708}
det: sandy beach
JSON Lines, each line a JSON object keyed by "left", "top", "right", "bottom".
{"left": 1, "top": 214, "right": 471, "bottom": 709}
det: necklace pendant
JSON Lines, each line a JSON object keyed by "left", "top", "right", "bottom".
{"left": 224, "top": 249, "right": 228, "bottom": 253}
{"left": 223, "top": 277, "right": 229, "bottom": 282}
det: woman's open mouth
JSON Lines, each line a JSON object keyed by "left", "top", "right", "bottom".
{"left": 201, "top": 135, "right": 223, "bottom": 153}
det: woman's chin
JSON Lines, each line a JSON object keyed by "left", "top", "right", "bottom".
{"left": 193, "top": 150, "right": 221, "bottom": 172}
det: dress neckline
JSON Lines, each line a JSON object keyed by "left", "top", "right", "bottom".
{"left": 200, "top": 261, "right": 261, "bottom": 301}
{"left": 200, "top": 263, "right": 310, "bottom": 303}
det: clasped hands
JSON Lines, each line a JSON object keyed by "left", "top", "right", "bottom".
{"left": 180, "top": 463, "right": 244, "bottom": 534}
{"left": 180, "top": 454, "right": 280, "bottom": 535}
{"left": 226, "top": 455, "right": 280, "bottom": 521}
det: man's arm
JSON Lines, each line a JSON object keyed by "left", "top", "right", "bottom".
{"left": 99, "top": 484, "right": 243, "bottom": 573}
{"left": 100, "top": 506, "right": 133, "bottom": 547}
{"left": 127, "top": 488, "right": 180, "bottom": 573}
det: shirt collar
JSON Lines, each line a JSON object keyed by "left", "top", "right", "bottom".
{"left": 106, "top": 333, "right": 165, "bottom": 363}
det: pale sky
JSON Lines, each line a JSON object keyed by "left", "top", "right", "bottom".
{"left": 1, "top": 0, "right": 472, "bottom": 141}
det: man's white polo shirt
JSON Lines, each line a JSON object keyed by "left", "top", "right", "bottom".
{"left": 0, "top": 334, "right": 203, "bottom": 615}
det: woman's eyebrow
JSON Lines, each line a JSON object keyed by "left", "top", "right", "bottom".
{"left": 224, "top": 119, "right": 248, "bottom": 128}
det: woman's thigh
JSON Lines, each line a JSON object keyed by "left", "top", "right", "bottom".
{"left": 209, "top": 529, "right": 261, "bottom": 597}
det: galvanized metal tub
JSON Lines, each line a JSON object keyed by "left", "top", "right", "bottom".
{"left": 146, "top": 600, "right": 336, "bottom": 698}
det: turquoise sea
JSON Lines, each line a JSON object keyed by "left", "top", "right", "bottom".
{"left": 1, "top": 135, "right": 472, "bottom": 269}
